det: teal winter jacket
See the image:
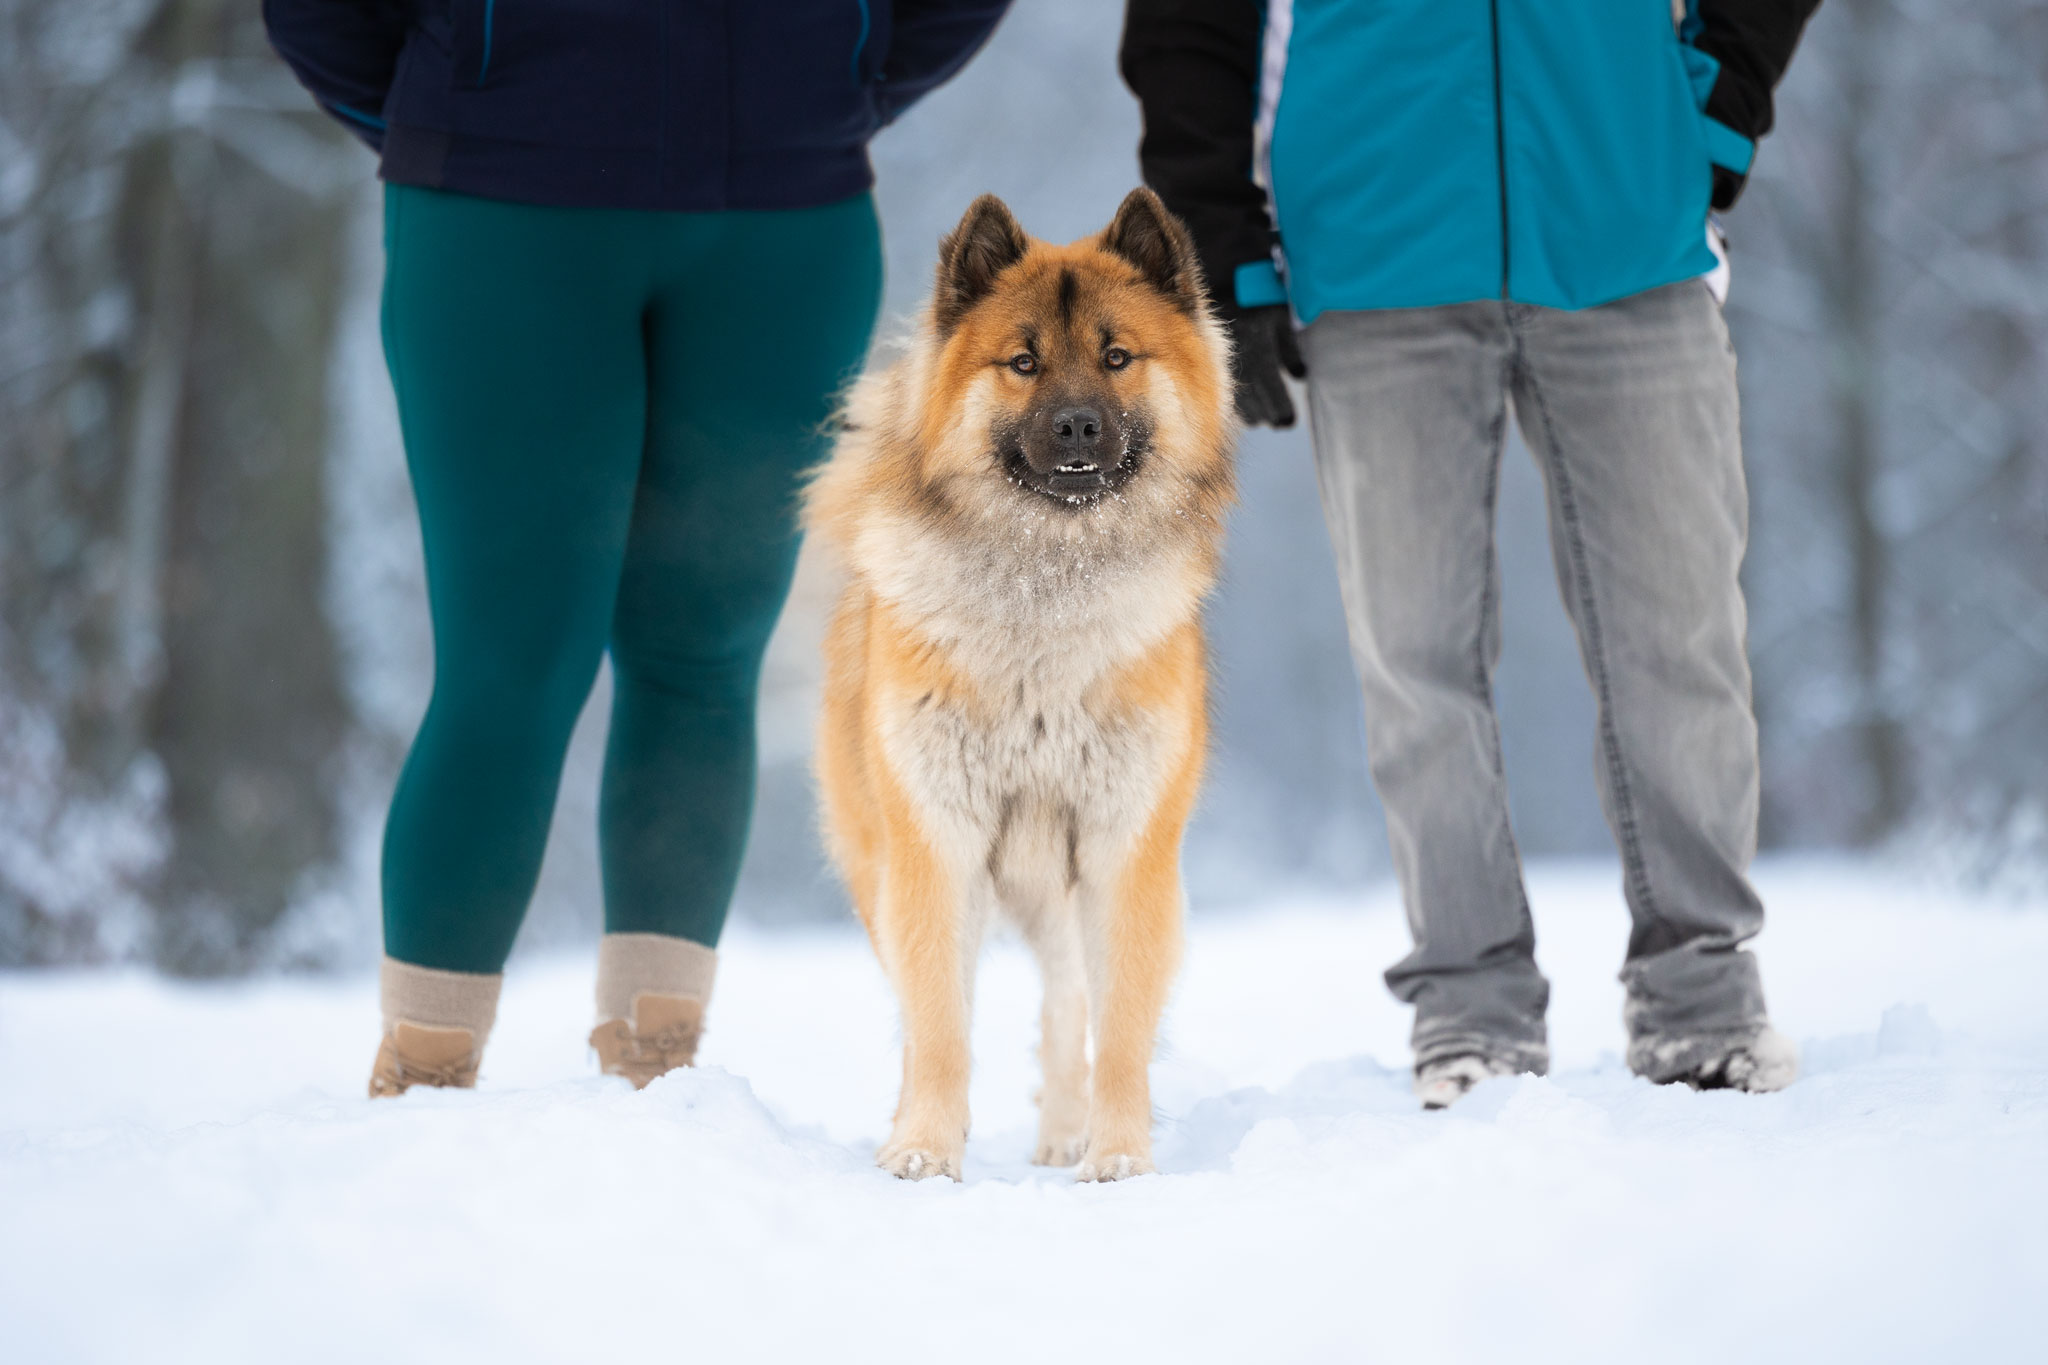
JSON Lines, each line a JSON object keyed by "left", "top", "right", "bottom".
{"left": 1122, "top": 0, "right": 1822, "bottom": 322}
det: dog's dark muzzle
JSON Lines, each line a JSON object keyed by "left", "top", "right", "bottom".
{"left": 1005, "top": 445, "right": 1141, "bottom": 504}
{"left": 1006, "top": 405, "right": 1146, "bottom": 505}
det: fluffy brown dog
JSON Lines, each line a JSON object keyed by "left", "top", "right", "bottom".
{"left": 805, "top": 189, "right": 1237, "bottom": 1182}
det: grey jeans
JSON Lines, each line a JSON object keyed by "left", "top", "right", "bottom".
{"left": 1300, "top": 279, "right": 1771, "bottom": 1082}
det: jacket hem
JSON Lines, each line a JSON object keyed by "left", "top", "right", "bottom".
{"left": 1290, "top": 249, "right": 1719, "bottom": 324}
{"left": 379, "top": 124, "right": 877, "bottom": 213}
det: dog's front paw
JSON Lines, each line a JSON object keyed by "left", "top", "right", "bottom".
{"left": 1031, "top": 1129, "right": 1087, "bottom": 1168}
{"left": 877, "top": 1136, "right": 963, "bottom": 1182}
{"left": 1075, "top": 1147, "right": 1155, "bottom": 1182}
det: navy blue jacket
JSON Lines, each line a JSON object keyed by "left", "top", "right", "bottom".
{"left": 265, "top": 1, "right": 1011, "bottom": 211}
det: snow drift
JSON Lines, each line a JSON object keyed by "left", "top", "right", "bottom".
{"left": 4, "top": 859, "right": 2045, "bottom": 1363}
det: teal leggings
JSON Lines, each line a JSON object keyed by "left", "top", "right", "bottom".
{"left": 379, "top": 185, "right": 882, "bottom": 974}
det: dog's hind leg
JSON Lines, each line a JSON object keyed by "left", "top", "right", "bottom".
{"left": 871, "top": 782, "right": 976, "bottom": 1182}
{"left": 1019, "top": 900, "right": 1090, "bottom": 1166}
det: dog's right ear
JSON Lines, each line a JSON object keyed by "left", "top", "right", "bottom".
{"left": 934, "top": 195, "right": 1029, "bottom": 335}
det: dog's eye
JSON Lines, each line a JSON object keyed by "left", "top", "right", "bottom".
{"left": 1103, "top": 347, "right": 1131, "bottom": 371}
{"left": 1010, "top": 353, "right": 1037, "bottom": 375}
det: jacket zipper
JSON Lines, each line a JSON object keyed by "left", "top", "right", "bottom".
{"left": 1488, "top": 0, "right": 1509, "bottom": 299}
{"left": 657, "top": 0, "right": 670, "bottom": 193}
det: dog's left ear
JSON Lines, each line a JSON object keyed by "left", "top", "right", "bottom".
{"left": 1103, "top": 188, "right": 1204, "bottom": 311}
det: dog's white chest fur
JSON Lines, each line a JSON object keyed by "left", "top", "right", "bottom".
{"left": 887, "top": 671, "right": 1164, "bottom": 899}
{"left": 869, "top": 525, "right": 1195, "bottom": 904}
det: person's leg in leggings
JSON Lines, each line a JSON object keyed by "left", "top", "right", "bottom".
{"left": 376, "top": 187, "right": 650, "bottom": 1075}
{"left": 592, "top": 194, "right": 883, "bottom": 1037}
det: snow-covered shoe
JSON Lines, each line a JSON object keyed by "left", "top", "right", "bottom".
{"left": 1414, "top": 1053, "right": 1518, "bottom": 1110}
{"left": 368, "top": 958, "right": 501, "bottom": 1098}
{"left": 590, "top": 993, "right": 705, "bottom": 1087}
{"left": 370, "top": 1022, "right": 483, "bottom": 1097}
{"left": 1672, "top": 1026, "right": 1798, "bottom": 1093}
{"left": 590, "top": 933, "right": 716, "bottom": 1088}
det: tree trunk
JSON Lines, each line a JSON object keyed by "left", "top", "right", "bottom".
{"left": 1826, "top": 0, "right": 1907, "bottom": 843}
{"left": 129, "top": 1, "right": 353, "bottom": 973}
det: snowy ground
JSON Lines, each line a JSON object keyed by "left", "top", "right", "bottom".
{"left": 4, "top": 859, "right": 2046, "bottom": 1363}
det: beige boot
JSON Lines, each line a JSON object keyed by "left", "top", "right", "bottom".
{"left": 368, "top": 958, "right": 501, "bottom": 1098}
{"left": 589, "top": 933, "right": 716, "bottom": 1089}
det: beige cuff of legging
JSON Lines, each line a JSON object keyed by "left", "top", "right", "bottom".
{"left": 380, "top": 957, "right": 503, "bottom": 1040}
{"left": 595, "top": 932, "right": 718, "bottom": 1024}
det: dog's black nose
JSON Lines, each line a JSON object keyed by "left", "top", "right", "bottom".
{"left": 1052, "top": 406, "right": 1103, "bottom": 453}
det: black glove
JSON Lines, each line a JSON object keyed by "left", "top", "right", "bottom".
{"left": 1222, "top": 304, "right": 1307, "bottom": 428}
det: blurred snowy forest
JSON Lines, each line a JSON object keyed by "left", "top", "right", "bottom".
{"left": 2, "top": 0, "right": 2043, "bottom": 973}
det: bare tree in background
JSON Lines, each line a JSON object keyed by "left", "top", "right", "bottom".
{"left": 1, "top": 0, "right": 361, "bottom": 969}
{"left": 1735, "top": 0, "right": 2048, "bottom": 859}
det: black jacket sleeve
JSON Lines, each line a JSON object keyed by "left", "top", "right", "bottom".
{"left": 875, "top": 1, "right": 1014, "bottom": 126}
{"left": 1693, "top": 0, "right": 1825, "bottom": 208}
{"left": 1119, "top": 0, "right": 1271, "bottom": 310}
{"left": 262, "top": 0, "right": 411, "bottom": 152}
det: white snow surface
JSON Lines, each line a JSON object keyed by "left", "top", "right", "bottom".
{"left": 5, "top": 858, "right": 2046, "bottom": 1363}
